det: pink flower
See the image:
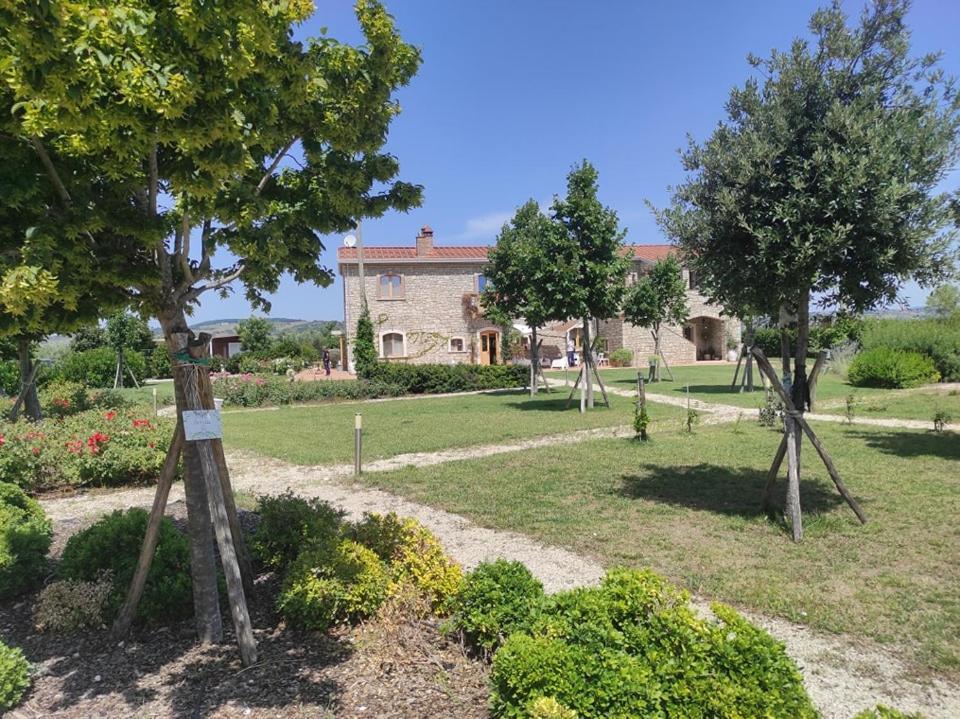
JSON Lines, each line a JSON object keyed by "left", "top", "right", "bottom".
{"left": 103, "top": 411, "right": 117, "bottom": 421}
{"left": 132, "top": 419, "right": 152, "bottom": 429}
{"left": 0, "top": 434, "right": 4, "bottom": 447}
{"left": 66, "top": 440, "right": 83, "bottom": 454}
{"left": 32, "top": 447, "right": 41, "bottom": 456}
{"left": 87, "top": 432, "right": 110, "bottom": 454}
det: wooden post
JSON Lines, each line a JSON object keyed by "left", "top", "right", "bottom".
{"left": 752, "top": 347, "right": 867, "bottom": 526}
{"left": 763, "top": 434, "right": 788, "bottom": 512}
{"left": 731, "top": 344, "right": 745, "bottom": 389}
{"left": 9, "top": 361, "right": 40, "bottom": 421}
{"left": 583, "top": 318, "right": 594, "bottom": 409}
{"left": 113, "top": 421, "right": 184, "bottom": 637}
{"left": 181, "top": 365, "right": 258, "bottom": 666}
{"left": 808, "top": 350, "right": 828, "bottom": 411}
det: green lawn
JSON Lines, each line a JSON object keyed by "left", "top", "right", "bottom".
{"left": 590, "top": 363, "right": 857, "bottom": 409}
{"left": 115, "top": 381, "right": 176, "bottom": 408}
{"left": 825, "top": 387, "right": 960, "bottom": 424}
{"left": 353, "top": 420, "right": 960, "bottom": 677}
{"left": 222, "top": 389, "right": 681, "bottom": 466}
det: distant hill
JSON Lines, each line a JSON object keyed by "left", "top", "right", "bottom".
{"left": 154, "top": 317, "right": 343, "bottom": 337}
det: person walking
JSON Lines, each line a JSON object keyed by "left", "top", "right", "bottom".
{"left": 566, "top": 337, "right": 576, "bottom": 368}
{"left": 322, "top": 348, "right": 332, "bottom": 377}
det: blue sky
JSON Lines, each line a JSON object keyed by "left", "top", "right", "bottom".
{"left": 192, "top": 0, "right": 960, "bottom": 323}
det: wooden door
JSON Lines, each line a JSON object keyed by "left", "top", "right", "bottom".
{"left": 479, "top": 330, "right": 498, "bottom": 365}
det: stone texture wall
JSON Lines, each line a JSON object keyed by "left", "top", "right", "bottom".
{"left": 342, "top": 261, "right": 498, "bottom": 366}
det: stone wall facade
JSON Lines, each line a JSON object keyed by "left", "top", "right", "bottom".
{"left": 340, "top": 244, "right": 739, "bottom": 368}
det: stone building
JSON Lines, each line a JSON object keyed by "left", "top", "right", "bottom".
{"left": 338, "top": 225, "right": 738, "bottom": 369}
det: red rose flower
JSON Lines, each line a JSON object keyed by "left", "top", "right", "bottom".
{"left": 104, "top": 411, "right": 117, "bottom": 421}
{"left": 132, "top": 419, "right": 152, "bottom": 429}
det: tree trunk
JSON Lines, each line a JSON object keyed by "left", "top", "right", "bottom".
{"left": 530, "top": 326, "right": 538, "bottom": 397}
{"left": 779, "top": 308, "right": 802, "bottom": 541}
{"left": 161, "top": 312, "right": 223, "bottom": 644}
{"left": 653, "top": 326, "right": 662, "bottom": 382}
{"left": 582, "top": 317, "right": 594, "bottom": 409}
{"left": 16, "top": 337, "right": 41, "bottom": 422}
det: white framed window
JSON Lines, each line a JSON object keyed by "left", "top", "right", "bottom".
{"left": 449, "top": 337, "right": 465, "bottom": 353}
{"left": 380, "top": 331, "right": 405, "bottom": 358}
{"left": 378, "top": 273, "right": 405, "bottom": 300}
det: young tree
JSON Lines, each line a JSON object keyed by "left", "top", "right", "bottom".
{"left": 353, "top": 303, "right": 378, "bottom": 379}
{"left": 656, "top": 0, "right": 959, "bottom": 540}
{"left": 926, "top": 284, "right": 960, "bottom": 318}
{"left": 105, "top": 311, "right": 153, "bottom": 388}
{"left": 1, "top": 0, "right": 421, "bottom": 659}
{"left": 549, "top": 161, "right": 630, "bottom": 409}
{"left": 237, "top": 316, "right": 273, "bottom": 355}
{"left": 622, "top": 256, "right": 689, "bottom": 381}
{"left": 482, "top": 200, "right": 556, "bottom": 395}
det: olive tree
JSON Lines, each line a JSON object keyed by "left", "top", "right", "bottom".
{"left": 622, "top": 256, "right": 689, "bottom": 381}
{"left": 656, "top": 0, "right": 959, "bottom": 540}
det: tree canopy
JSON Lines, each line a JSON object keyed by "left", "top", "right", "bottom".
{"left": 237, "top": 316, "right": 273, "bottom": 354}
{"left": 623, "top": 256, "right": 689, "bottom": 335}
{"left": 926, "top": 284, "right": 960, "bottom": 318}
{"left": 656, "top": 0, "right": 959, "bottom": 322}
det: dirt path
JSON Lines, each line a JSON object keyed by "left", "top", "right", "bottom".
{"left": 39, "top": 443, "right": 960, "bottom": 719}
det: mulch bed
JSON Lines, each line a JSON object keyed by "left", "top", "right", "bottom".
{"left": 1, "top": 505, "right": 489, "bottom": 718}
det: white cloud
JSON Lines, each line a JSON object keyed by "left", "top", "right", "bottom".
{"left": 451, "top": 210, "right": 514, "bottom": 242}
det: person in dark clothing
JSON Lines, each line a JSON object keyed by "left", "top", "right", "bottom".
{"left": 322, "top": 349, "right": 331, "bottom": 377}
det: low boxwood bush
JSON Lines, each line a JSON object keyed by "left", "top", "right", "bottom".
{"left": 0, "top": 641, "right": 31, "bottom": 712}
{"left": 848, "top": 347, "right": 940, "bottom": 389}
{"left": 34, "top": 575, "right": 113, "bottom": 633}
{"left": 489, "top": 568, "right": 817, "bottom": 719}
{"left": 251, "top": 492, "right": 345, "bottom": 571}
{"left": 854, "top": 706, "right": 924, "bottom": 719}
{"left": 59, "top": 508, "right": 192, "bottom": 623}
{"left": 0, "top": 482, "right": 52, "bottom": 599}
{"left": 277, "top": 539, "right": 390, "bottom": 631}
{"left": 349, "top": 513, "right": 462, "bottom": 613}
{"left": 213, "top": 373, "right": 403, "bottom": 407}
{"left": 860, "top": 317, "right": 960, "bottom": 381}
{"left": 366, "top": 362, "right": 527, "bottom": 395}
{"left": 0, "top": 407, "right": 174, "bottom": 492}
{"left": 526, "top": 696, "right": 577, "bottom": 719}
{"left": 446, "top": 559, "right": 545, "bottom": 654}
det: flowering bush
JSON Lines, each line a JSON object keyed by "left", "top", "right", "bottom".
{"left": 0, "top": 407, "right": 175, "bottom": 491}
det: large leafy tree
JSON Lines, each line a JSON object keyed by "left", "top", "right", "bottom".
{"left": 549, "top": 161, "right": 629, "bottom": 409}
{"left": 237, "top": 316, "right": 273, "bottom": 355}
{"left": 482, "top": 200, "right": 558, "bottom": 396}
{"left": 656, "top": 0, "right": 959, "bottom": 539}
{"left": 622, "top": 256, "right": 689, "bottom": 381}
{"left": 926, "top": 284, "right": 960, "bottom": 318}
{"left": 1, "top": 0, "right": 421, "bottom": 655}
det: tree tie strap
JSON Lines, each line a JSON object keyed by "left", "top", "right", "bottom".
{"left": 172, "top": 350, "right": 210, "bottom": 367}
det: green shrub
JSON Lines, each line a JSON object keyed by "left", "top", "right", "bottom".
{"left": 34, "top": 575, "right": 113, "bottom": 633}
{"left": 860, "top": 317, "right": 960, "bottom": 381}
{"left": 354, "top": 304, "right": 378, "bottom": 379}
{"left": 0, "top": 407, "right": 174, "bottom": 491}
{"left": 0, "top": 360, "right": 20, "bottom": 396}
{"left": 0, "top": 641, "right": 31, "bottom": 712}
{"left": 251, "top": 492, "right": 345, "bottom": 571}
{"left": 848, "top": 347, "right": 939, "bottom": 389}
{"left": 151, "top": 344, "right": 173, "bottom": 379}
{"left": 446, "top": 559, "right": 545, "bottom": 654}
{"left": 59, "top": 508, "right": 192, "bottom": 623}
{"left": 213, "top": 373, "right": 403, "bottom": 407}
{"left": 853, "top": 706, "right": 924, "bottom": 719}
{"left": 366, "top": 362, "right": 527, "bottom": 395}
{"left": 608, "top": 348, "right": 633, "bottom": 367}
{"left": 489, "top": 568, "right": 817, "bottom": 719}
{"left": 277, "top": 539, "right": 389, "bottom": 631}
{"left": 0, "top": 482, "right": 52, "bottom": 599}
{"left": 349, "top": 513, "right": 462, "bottom": 612}
{"left": 57, "top": 348, "right": 146, "bottom": 389}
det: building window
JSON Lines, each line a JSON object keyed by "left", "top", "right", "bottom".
{"left": 378, "top": 273, "right": 404, "bottom": 300}
{"left": 475, "top": 274, "right": 489, "bottom": 293}
{"left": 627, "top": 272, "right": 638, "bottom": 286}
{"left": 688, "top": 270, "right": 698, "bottom": 290}
{"left": 381, "top": 332, "right": 405, "bottom": 358}
{"left": 449, "top": 337, "right": 465, "bottom": 353}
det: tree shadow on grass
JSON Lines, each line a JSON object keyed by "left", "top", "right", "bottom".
{"left": 505, "top": 396, "right": 608, "bottom": 412}
{"left": 846, "top": 429, "right": 960, "bottom": 461}
{"left": 617, "top": 463, "right": 846, "bottom": 521}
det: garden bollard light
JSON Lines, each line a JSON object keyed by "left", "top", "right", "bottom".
{"left": 153, "top": 387, "right": 158, "bottom": 417}
{"left": 354, "top": 412, "right": 362, "bottom": 475}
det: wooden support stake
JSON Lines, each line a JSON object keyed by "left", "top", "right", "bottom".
{"left": 9, "top": 362, "right": 40, "bottom": 420}
{"left": 113, "top": 421, "right": 184, "bottom": 638}
{"left": 731, "top": 345, "right": 745, "bottom": 389}
{"left": 763, "top": 433, "right": 788, "bottom": 512}
{"left": 808, "top": 350, "right": 828, "bottom": 411}
{"left": 751, "top": 348, "right": 867, "bottom": 525}
{"left": 183, "top": 366, "right": 258, "bottom": 666}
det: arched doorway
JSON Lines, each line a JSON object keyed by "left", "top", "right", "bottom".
{"left": 684, "top": 316, "right": 724, "bottom": 360}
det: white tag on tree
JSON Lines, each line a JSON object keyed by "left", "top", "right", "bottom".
{"left": 182, "top": 410, "right": 223, "bottom": 441}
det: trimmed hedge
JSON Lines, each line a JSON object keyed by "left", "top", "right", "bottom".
{"left": 0, "top": 482, "right": 52, "bottom": 599}
{"left": 848, "top": 348, "right": 940, "bottom": 389}
{"left": 366, "top": 362, "right": 526, "bottom": 394}
{"left": 860, "top": 317, "right": 960, "bottom": 381}
{"left": 251, "top": 492, "right": 345, "bottom": 571}
{"left": 487, "top": 568, "right": 817, "bottom": 719}
{"left": 213, "top": 374, "right": 403, "bottom": 407}
{"left": 59, "top": 508, "right": 192, "bottom": 623}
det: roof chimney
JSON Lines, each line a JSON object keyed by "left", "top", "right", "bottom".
{"left": 416, "top": 225, "right": 434, "bottom": 257}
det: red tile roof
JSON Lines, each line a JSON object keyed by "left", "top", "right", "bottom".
{"left": 337, "top": 244, "right": 677, "bottom": 263}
